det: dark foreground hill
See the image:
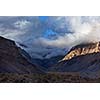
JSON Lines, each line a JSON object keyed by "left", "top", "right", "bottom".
{"left": 0, "top": 73, "right": 100, "bottom": 83}
{"left": 0, "top": 36, "right": 43, "bottom": 74}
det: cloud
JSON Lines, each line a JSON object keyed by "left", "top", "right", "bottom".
{"left": 14, "top": 20, "right": 31, "bottom": 30}
{"left": 0, "top": 16, "right": 46, "bottom": 41}
{"left": 42, "top": 16, "right": 100, "bottom": 47}
{"left": 30, "top": 16, "right": 100, "bottom": 58}
{"left": 1, "top": 16, "right": 100, "bottom": 59}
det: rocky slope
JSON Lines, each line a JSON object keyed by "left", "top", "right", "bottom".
{"left": 51, "top": 42, "right": 100, "bottom": 78}
{"left": 0, "top": 36, "right": 43, "bottom": 73}
{"left": 62, "top": 42, "right": 100, "bottom": 61}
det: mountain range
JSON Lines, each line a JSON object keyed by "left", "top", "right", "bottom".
{"left": 0, "top": 36, "right": 100, "bottom": 81}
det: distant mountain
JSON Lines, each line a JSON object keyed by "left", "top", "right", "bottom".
{"left": 51, "top": 42, "right": 100, "bottom": 78}
{"left": 0, "top": 36, "right": 43, "bottom": 74}
{"left": 31, "top": 55, "right": 64, "bottom": 71}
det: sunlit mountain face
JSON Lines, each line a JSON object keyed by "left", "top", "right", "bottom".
{"left": 1, "top": 16, "right": 100, "bottom": 59}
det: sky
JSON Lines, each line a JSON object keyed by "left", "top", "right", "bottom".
{"left": 39, "top": 16, "right": 48, "bottom": 21}
{"left": 1, "top": 16, "right": 100, "bottom": 59}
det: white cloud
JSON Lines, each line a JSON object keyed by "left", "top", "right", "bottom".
{"left": 14, "top": 20, "right": 31, "bottom": 30}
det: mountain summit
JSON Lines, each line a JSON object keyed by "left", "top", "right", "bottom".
{"left": 62, "top": 42, "right": 100, "bottom": 61}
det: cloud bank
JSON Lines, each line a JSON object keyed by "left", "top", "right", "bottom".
{"left": 0, "top": 16, "right": 100, "bottom": 59}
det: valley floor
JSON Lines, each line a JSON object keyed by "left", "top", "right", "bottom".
{"left": 0, "top": 73, "right": 100, "bottom": 83}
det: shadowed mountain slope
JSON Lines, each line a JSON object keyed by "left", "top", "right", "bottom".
{"left": 0, "top": 36, "right": 43, "bottom": 74}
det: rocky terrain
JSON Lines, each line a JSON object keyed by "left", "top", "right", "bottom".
{"left": 0, "top": 36, "right": 43, "bottom": 74}
{"left": 1, "top": 73, "right": 100, "bottom": 83}
{"left": 62, "top": 42, "right": 100, "bottom": 61}
{"left": 51, "top": 42, "right": 100, "bottom": 79}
